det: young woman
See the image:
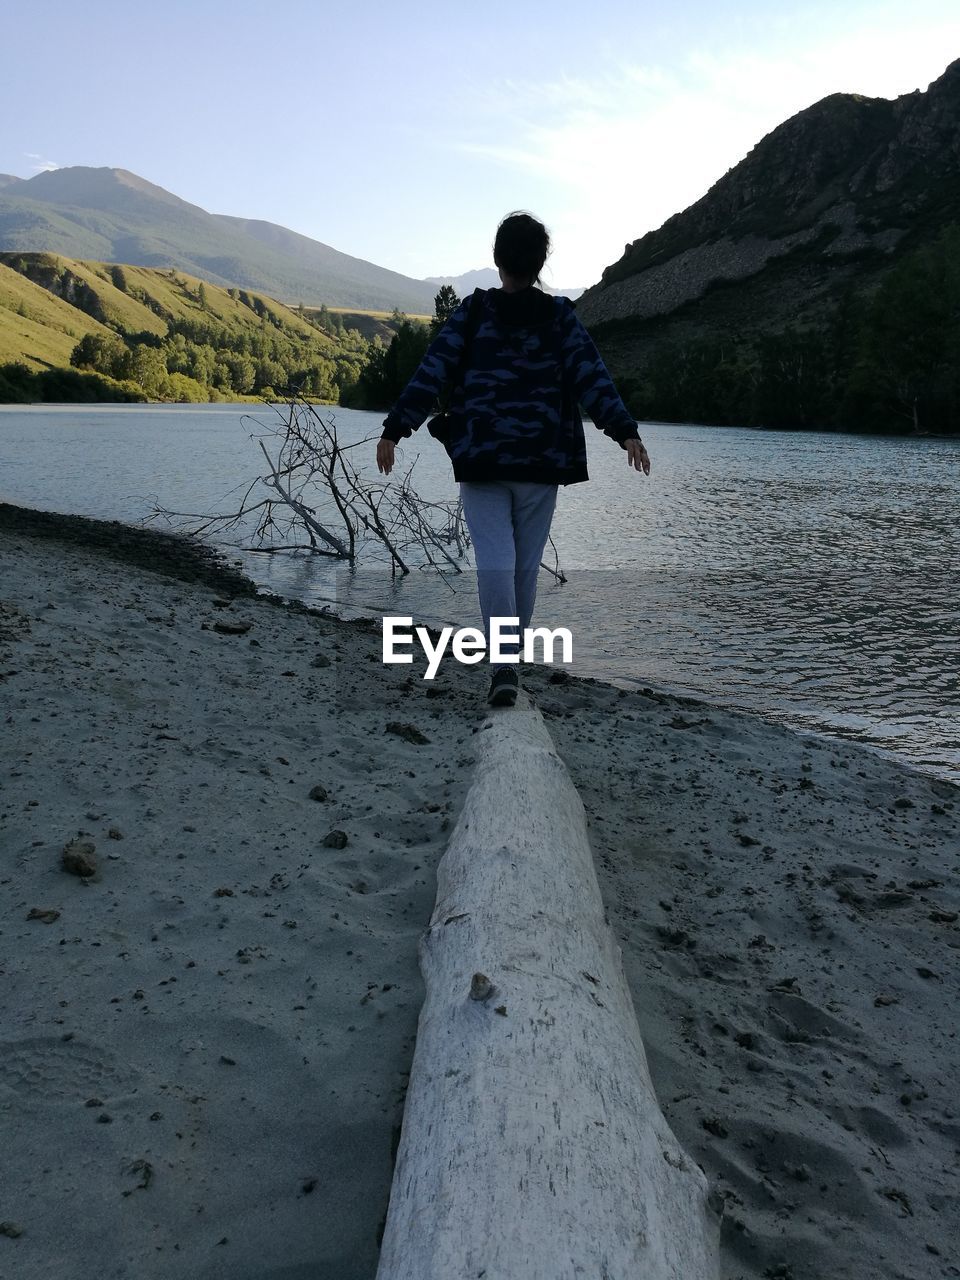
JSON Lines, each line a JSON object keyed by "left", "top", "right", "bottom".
{"left": 377, "top": 212, "right": 650, "bottom": 707}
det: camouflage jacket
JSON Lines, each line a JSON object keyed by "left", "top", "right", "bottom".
{"left": 380, "top": 287, "right": 640, "bottom": 485}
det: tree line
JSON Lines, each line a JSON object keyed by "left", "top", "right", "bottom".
{"left": 5, "top": 232, "right": 955, "bottom": 432}
{"left": 58, "top": 279, "right": 458, "bottom": 407}
{"left": 340, "top": 243, "right": 960, "bottom": 436}
{"left": 0, "top": 257, "right": 377, "bottom": 404}
{"left": 344, "top": 285, "right": 459, "bottom": 410}
{"left": 65, "top": 300, "right": 370, "bottom": 402}
{"left": 611, "top": 223, "right": 960, "bottom": 435}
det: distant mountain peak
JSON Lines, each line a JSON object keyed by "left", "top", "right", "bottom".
{"left": 21, "top": 164, "right": 204, "bottom": 213}
{"left": 425, "top": 267, "right": 583, "bottom": 299}
{"left": 0, "top": 165, "right": 438, "bottom": 311}
{"left": 425, "top": 267, "right": 501, "bottom": 291}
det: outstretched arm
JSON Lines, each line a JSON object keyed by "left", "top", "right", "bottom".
{"left": 561, "top": 309, "right": 650, "bottom": 473}
{"left": 380, "top": 298, "right": 472, "bottom": 445}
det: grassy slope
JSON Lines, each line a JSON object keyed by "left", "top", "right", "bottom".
{"left": 0, "top": 263, "right": 113, "bottom": 369}
{"left": 0, "top": 255, "right": 345, "bottom": 373}
{"left": 113, "top": 264, "right": 340, "bottom": 348}
{"left": 309, "top": 306, "right": 432, "bottom": 344}
{"left": 327, "top": 306, "right": 432, "bottom": 320}
{"left": 62, "top": 261, "right": 168, "bottom": 336}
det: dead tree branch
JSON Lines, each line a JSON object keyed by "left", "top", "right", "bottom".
{"left": 144, "top": 394, "right": 474, "bottom": 578}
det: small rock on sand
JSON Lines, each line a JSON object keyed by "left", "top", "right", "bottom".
{"left": 61, "top": 837, "right": 97, "bottom": 878}
{"left": 385, "top": 722, "right": 431, "bottom": 745}
{"left": 26, "top": 907, "right": 61, "bottom": 923}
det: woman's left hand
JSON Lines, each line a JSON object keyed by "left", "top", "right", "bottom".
{"left": 625, "top": 439, "right": 651, "bottom": 475}
{"left": 377, "top": 438, "right": 396, "bottom": 475}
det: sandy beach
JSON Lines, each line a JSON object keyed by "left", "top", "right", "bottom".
{"left": 1, "top": 504, "right": 958, "bottom": 1280}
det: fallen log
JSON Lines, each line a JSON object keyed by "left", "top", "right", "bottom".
{"left": 376, "top": 693, "right": 722, "bottom": 1279}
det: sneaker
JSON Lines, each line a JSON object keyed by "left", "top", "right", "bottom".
{"left": 487, "top": 666, "right": 519, "bottom": 708}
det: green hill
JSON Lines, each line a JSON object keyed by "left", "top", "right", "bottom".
{"left": 0, "top": 253, "right": 373, "bottom": 404}
{"left": 0, "top": 262, "right": 116, "bottom": 370}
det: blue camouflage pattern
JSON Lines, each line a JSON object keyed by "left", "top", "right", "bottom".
{"left": 381, "top": 288, "right": 640, "bottom": 485}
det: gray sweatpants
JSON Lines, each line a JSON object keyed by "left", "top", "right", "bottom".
{"left": 458, "top": 480, "right": 559, "bottom": 668}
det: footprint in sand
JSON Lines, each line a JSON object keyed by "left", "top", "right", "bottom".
{"left": 0, "top": 1036, "right": 142, "bottom": 1104}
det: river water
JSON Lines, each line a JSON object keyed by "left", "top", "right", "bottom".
{"left": 1, "top": 402, "right": 957, "bottom": 782}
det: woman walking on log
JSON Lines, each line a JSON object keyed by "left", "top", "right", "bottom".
{"left": 377, "top": 211, "right": 650, "bottom": 708}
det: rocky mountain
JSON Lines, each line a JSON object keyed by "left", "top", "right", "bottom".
{"left": 0, "top": 167, "right": 438, "bottom": 312}
{"left": 577, "top": 57, "right": 960, "bottom": 406}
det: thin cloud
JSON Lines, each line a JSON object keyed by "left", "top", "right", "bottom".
{"left": 25, "top": 152, "right": 59, "bottom": 172}
{"left": 447, "top": 19, "right": 960, "bottom": 283}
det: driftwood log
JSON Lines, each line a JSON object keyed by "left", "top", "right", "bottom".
{"left": 376, "top": 693, "right": 722, "bottom": 1279}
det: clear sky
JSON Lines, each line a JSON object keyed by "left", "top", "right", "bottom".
{"left": 3, "top": 0, "right": 959, "bottom": 288}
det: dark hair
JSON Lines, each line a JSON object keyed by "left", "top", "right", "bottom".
{"left": 493, "top": 211, "right": 550, "bottom": 285}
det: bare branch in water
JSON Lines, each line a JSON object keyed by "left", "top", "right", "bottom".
{"left": 541, "top": 534, "right": 567, "bottom": 583}
{"left": 143, "top": 392, "right": 474, "bottom": 577}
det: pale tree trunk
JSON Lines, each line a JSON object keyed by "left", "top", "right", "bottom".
{"left": 376, "top": 695, "right": 722, "bottom": 1279}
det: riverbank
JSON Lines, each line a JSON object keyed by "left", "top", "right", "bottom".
{"left": 1, "top": 507, "right": 958, "bottom": 1280}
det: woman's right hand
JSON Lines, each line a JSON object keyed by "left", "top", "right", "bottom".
{"left": 624, "top": 439, "right": 650, "bottom": 475}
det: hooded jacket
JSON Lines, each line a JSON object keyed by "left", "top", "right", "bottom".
{"left": 380, "top": 287, "right": 640, "bottom": 485}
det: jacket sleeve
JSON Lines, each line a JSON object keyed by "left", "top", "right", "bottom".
{"left": 559, "top": 306, "right": 641, "bottom": 444}
{"left": 380, "top": 299, "right": 472, "bottom": 442}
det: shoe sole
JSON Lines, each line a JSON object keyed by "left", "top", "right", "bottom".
{"left": 488, "top": 687, "right": 518, "bottom": 708}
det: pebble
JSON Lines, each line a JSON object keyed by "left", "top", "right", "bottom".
{"left": 26, "top": 907, "right": 60, "bottom": 923}
{"left": 385, "top": 722, "right": 431, "bottom": 745}
{"left": 61, "top": 837, "right": 97, "bottom": 878}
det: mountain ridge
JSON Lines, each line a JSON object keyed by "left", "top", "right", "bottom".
{"left": 578, "top": 59, "right": 960, "bottom": 334}
{"left": 0, "top": 167, "right": 439, "bottom": 313}
{"left": 573, "top": 58, "right": 960, "bottom": 433}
